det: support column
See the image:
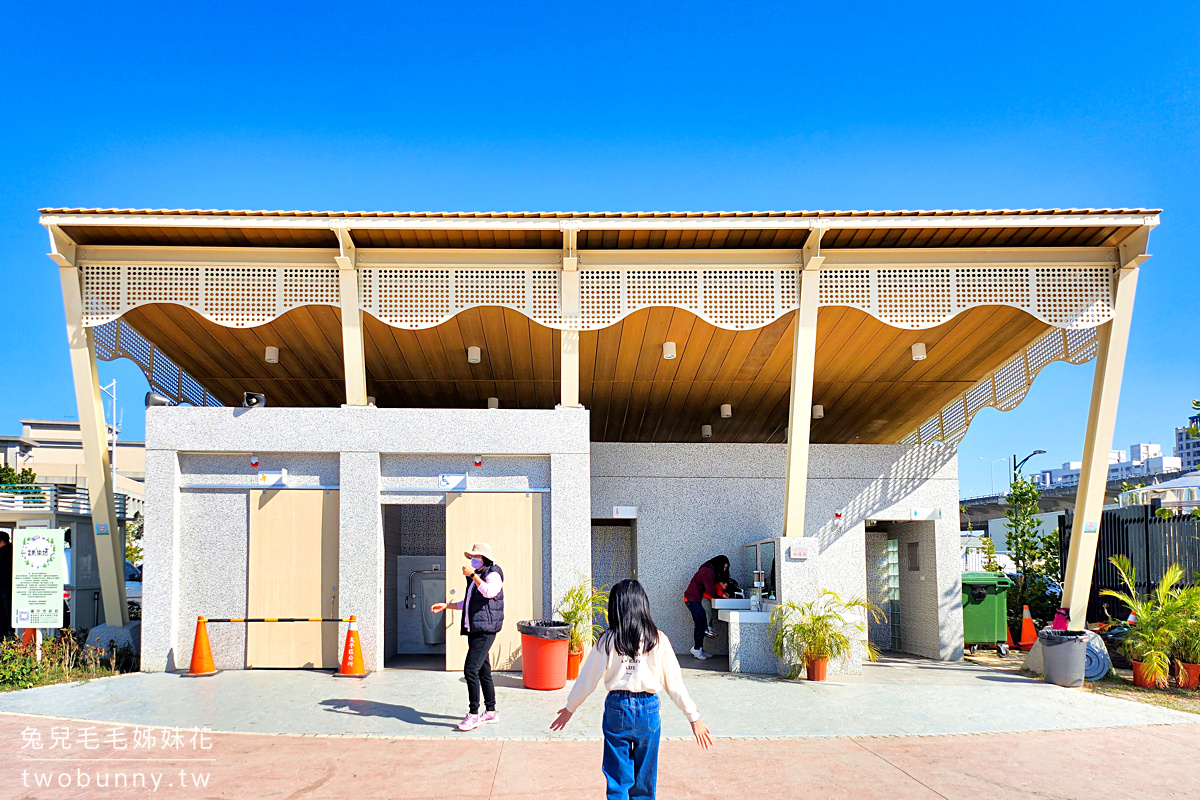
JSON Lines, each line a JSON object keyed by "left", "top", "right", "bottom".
{"left": 782, "top": 229, "right": 824, "bottom": 536}
{"left": 53, "top": 227, "right": 128, "bottom": 626}
{"left": 560, "top": 330, "right": 580, "bottom": 407}
{"left": 1062, "top": 231, "right": 1146, "bottom": 630}
{"left": 335, "top": 228, "right": 368, "bottom": 406}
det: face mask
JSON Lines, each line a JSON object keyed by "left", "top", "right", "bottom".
{"left": 470, "top": 558, "right": 483, "bottom": 570}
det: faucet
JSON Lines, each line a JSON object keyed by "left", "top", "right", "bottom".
{"left": 405, "top": 566, "right": 443, "bottom": 609}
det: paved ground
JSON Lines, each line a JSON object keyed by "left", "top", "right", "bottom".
{"left": 2, "top": 712, "right": 1198, "bottom": 799}
{"left": 0, "top": 654, "right": 1190, "bottom": 739}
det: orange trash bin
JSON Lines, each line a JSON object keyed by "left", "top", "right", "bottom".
{"left": 517, "top": 620, "right": 570, "bottom": 690}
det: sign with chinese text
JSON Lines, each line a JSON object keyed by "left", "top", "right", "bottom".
{"left": 12, "top": 528, "right": 65, "bottom": 628}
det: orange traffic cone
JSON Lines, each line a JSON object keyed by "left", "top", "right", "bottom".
{"left": 1006, "top": 624, "right": 1015, "bottom": 649}
{"left": 334, "top": 615, "right": 367, "bottom": 678}
{"left": 183, "top": 617, "right": 218, "bottom": 677}
{"left": 1017, "top": 605, "right": 1037, "bottom": 651}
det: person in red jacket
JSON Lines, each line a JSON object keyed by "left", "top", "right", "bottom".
{"left": 683, "top": 555, "right": 729, "bottom": 660}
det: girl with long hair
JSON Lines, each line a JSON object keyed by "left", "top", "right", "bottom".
{"left": 551, "top": 579, "right": 712, "bottom": 799}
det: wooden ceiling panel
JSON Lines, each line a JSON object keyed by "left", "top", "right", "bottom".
{"left": 125, "top": 300, "right": 1054, "bottom": 444}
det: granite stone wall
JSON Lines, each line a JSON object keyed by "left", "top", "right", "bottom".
{"left": 142, "top": 406, "right": 590, "bottom": 673}
{"left": 590, "top": 442, "right": 962, "bottom": 671}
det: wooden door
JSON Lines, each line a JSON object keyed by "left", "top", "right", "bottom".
{"left": 444, "top": 492, "right": 540, "bottom": 671}
{"left": 247, "top": 489, "right": 340, "bottom": 668}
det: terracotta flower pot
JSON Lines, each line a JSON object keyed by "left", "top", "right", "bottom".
{"left": 566, "top": 649, "right": 583, "bottom": 680}
{"left": 1176, "top": 661, "right": 1200, "bottom": 690}
{"left": 805, "top": 655, "right": 829, "bottom": 681}
{"left": 1131, "top": 660, "right": 1163, "bottom": 689}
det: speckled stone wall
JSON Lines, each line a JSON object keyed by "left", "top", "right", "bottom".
{"left": 143, "top": 406, "right": 590, "bottom": 673}
{"left": 590, "top": 442, "right": 962, "bottom": 671}
{"left": 140, "top": 449, "right": 179, "bottom": 671}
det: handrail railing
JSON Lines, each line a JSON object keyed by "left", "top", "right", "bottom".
{"left": 0, "top": 485, "right": 128, "bottom": 519}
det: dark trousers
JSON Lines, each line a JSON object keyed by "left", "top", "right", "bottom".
{"left": 463, "top": 631, "right": 497, "bottom": 714}
{"left": 685, "top": 600, "right": 707, "bottom": 650}
{"left": 602, "top": 691, "right": 661, "bottom": 800}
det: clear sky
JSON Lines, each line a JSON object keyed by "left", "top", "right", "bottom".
{"left": 2, "top": 3, "right": 1196, "bottom": 497}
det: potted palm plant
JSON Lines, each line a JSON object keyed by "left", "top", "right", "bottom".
{"left": 557, "top": 580, "right": 608, "bottom": 680}
{"left": 1100, "top": 555, "right": 1187, "bottom": 689}
{"left": 768, "top": 590, "right": 885, "bottom": 680}
{"left": 1172, "top": 586, "right": 1200, "bottom": 689}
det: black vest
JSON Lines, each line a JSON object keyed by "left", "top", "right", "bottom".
{"left": 461, "top": 564, "right": 504, "bottom": 635}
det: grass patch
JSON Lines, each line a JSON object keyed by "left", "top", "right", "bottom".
{"left": 0, "top": 631, "right": 136, "bottom": 692}
{"left": 1084, "top": 671, "right": 1200, "bottom": 715}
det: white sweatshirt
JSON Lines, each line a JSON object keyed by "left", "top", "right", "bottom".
{"left": 564, "top": 631, "right": 701, "bottom": 723}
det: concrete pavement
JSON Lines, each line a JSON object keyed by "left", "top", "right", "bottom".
{"left": 0, "top": 655, "right": 1190, "bottom": 739}
{"left": 2, "top": 712, "right": 1198, "bottom": 799}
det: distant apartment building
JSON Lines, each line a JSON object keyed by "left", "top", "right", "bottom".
{"left": 0, "top": 419, "right": 145, "bottom": 506}
{"left": 1176, "top": 414, "right": 1200, "bottom": 470}
{"left": 1033, "top": 443, "right": 1182, "bottom": 488}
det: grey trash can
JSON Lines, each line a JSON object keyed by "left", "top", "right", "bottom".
{"left": 1039, "top": 629, "right": 1088, "bottom": 687}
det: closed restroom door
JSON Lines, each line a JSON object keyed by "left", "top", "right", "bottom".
{"left": 247, "top": 489, "right": 340, "bottom": 668}
{"left": 443, "top": 492, "right": 540, "bottom": 672}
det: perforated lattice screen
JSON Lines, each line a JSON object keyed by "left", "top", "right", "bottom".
{"left": 905, "top": 326, "right": 1098, "bottom": 446}
{"left": 80, "top": 262, "right": 1117, "bottom": 333}
{"left": 91, "top": 319, "right": 222, "bottom": 407}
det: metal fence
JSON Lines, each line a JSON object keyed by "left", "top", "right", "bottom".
{"left": 1059, "top": 506, "right": 1200, "bottom": 623}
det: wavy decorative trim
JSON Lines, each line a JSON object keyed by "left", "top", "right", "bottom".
{"left": 93, "top": 320, "right": 224, "bottom": 407}
{"left": 902, "top": 326, "right": 1098, "bottom": 446}
{"left": 80, "top": 263, "right": 1115, "bottom": 332}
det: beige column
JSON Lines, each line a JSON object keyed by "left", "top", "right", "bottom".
{"left": 334, "top": 228, "right": 368, "bottom": 406}
{"left": 54, "top": 227, "right": 128, "bottom": 626}
{"left": 560, "top": 330, "right": 581, "bottom": 407}
{"left": 782, "top": 230, "right": 824, "bottom": 536}
{"left": 1062, "top": 235, "right": 1145, "bottom": 630}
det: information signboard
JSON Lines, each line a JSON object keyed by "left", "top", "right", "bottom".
{"left": 11, "top": 528, "right": 65, "bottom": 629}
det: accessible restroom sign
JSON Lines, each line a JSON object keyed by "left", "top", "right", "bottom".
{"left": 11, "top": 528, "right": 65, "bottom": 628}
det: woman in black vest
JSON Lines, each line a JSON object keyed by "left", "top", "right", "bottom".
{"left": 431, "top": 541, "right": 504, "bottom": 731}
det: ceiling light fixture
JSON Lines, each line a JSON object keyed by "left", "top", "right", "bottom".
{"left": 265, "top": 346, "right": 280, "bottom": 364}
{"left": 720, "top": 403, "right": 732, "bottom": 419}
{"left": 487, "top": 397, "right": 499, "bottom": 409}
{"left": 911, "top": 343, "right": 927, "bottom": 361}
{"left": 467, "top": 346, "right": 482, "bottom": 364}
{"left": 812, "top": 404, "right": 824, "bottom": 419}
{"left": 662, "top": 342, "right": 677, "bottom": 360}
{"left": 701, "top": 424, "right": 712, "bottom": 439}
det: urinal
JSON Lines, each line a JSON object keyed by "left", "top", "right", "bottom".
{"left": 418, "top": 575, "right": 446, "bottom": 645}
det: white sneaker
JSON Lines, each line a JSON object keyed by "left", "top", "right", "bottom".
{"left": 690, "top": 647, "right": 711, "bottom": 660}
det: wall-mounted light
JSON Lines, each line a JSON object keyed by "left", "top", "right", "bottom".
{"left": 662, "top": 342, "right": 677, "bottom": 360}
{"left": 911, "top": 343, "right": 927, "bottom": 361}
{"left": 366, "top": 396, "right": 376, "bottom": 406}
{"left": 467, "top": 346, "right": 482, "bottom": 364}
{"left": 265, "top": 346, "right": 280, "bottom": 364}
{"left": 144, "top": 392, "right": 171, "bottom": 408}
{"left": 812, "top": 404, "right": 824, "bottom": 419}
{"left": 720, "top": 403, "right": 732, "bottom": 419}
{"left": 701, "top": 424, "right": 712, "bottom": 439}
{"left": 487, "top": 397, "right": 499, "bottom": 409}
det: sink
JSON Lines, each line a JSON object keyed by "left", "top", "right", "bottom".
{"left": 711, "top": 598, "right": 752, "bottom": 610}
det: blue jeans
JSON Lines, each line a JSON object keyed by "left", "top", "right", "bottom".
{"left": 602, "top": 691, "right": 661, "bottom": 800}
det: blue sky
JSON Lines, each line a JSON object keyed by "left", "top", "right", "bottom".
{"left": 2, "top": 3, "right": 1196, "bottom": 497}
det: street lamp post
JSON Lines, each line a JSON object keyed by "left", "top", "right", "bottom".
{"left": 1012, "top": 449, "right": 1047, "bottom": 482}
{"left": 977, "top": 457, "right": 1008, "bottom": 496}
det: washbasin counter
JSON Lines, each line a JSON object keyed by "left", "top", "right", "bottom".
{"left": 714, "top": 602, "right": 778, "bottom": 674}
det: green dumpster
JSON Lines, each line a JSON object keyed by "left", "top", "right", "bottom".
{"left": 961, "top": 571, "right": 1013, "bottom": 654}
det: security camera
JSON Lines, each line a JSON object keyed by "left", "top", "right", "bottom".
{"left": 144, "top": 392, "right": 172, "bottom": 408}
{"left": 242, "top": 392, "right": 267, "bottom": 409}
